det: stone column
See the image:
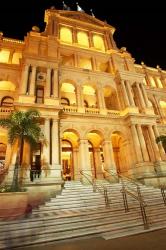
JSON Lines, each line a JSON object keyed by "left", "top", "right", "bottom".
{"left": 21, "top": 65, "right": 29, "bottom": 94}
{"left": 76, "top": 85, "right": 84, "bottom": 107}
{"left": 130, "top": 124, "right": 143, "bottom": 162}
{"left": 45, "top": 68, "right": 51, "bottom": 97}
{"left": 148, "top": 125, "right": 161, "bottom": 161}
{"left": 73, "top": 147, "right": 79, "bottom": 180}
{"left": 121, "top": 80, "right": 130, "bottom": 107}
{"left": 72, "top": 28, "right": 77, "bottom": 44}
{"left": 136, "top": 124, "right": 149, "bottom": 162}
{"left": 126, "top": 80, "right": 135, "bottom": 106}
{"left": 74, "top": 53, "right": 79, "bottom": 68}
{"left": 52, "top": 119, "right": 60, "bottom": 165}
{"left": 140, "top": 83, "right": 150, "bottom": 107}
{"left": 89, "top": 32, "right": 94, "bottom": 48}
{"left": 43, "top": 118, "right": 50, "bottom": 164}
{"left": 92, "top": 57, "right": 97, "bottom": 71}
{"left": 136, "top": 82, "right": 146, "bottom": 108}
{"left": 102, "top": 140, "right": 116, "bottom": 173}
{"left": 153, "top": 125, "right": 166, "bottom": 160}
{"left": 29, "top": 66, "right": 37, "bottom": 96}
{"left": 53, "top": 69, "right": 58, "bottom": 98}
{"left": 105, "top": 31, "right": 112, "bottom": 50}
{"left": 94, "top": 147, "right": 103, "bottom": 179}
{"left": 79, "top": 139, "right": 92, "bottom": 181}
{"left": 4, "top": 144, "right": 12, "bottom": 168}
{"left": 97, "top": 86, "right": 106, "bottom": 109}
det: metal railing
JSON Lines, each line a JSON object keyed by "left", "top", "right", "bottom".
{"left": 160, "top": 185, "right": 166, "bottom": 205}
{"left": 103, "top": 169, "right": 149, "bottom": 229}
{"left": 80, "top": 170, "right": 109, "bottom": 207}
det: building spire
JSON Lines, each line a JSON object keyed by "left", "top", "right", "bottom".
{"left": 76, "top": 2, "right": 84, "bottom": 12}
{"left": 90, "top": 9, "right": 95, "bottom": 17}
{"left": 62, "top": 1, "right": 70, "bottom": 10}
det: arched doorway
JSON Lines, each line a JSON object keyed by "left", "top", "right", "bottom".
{"left": 111, "top": 131, "right": 131, "bottom": 174}
{"left": 86, "top": 130, "right": 104, "bottom": 179}
{"left": 61, "top": 130, "right": 79, "bottom": 180}
{"left": 61, "top": 140, "right": 73, "bottom": 181}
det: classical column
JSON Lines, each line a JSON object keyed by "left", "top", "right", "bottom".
{"left": 153, "top": 125, "right": 166, "bottom": 160}
{"left": 29, "top": 66, "right": 37, "bottom": 96}
{"left": 121, "top": 80, "right": 130, "bottom": 107}
{"left": 73, "top": 147, "right": 79, "bottom": 180}
{"left": 97, "top": 86, "right": 106, "bottom": 109}
{"left": 94, "top": 147, "right": 103, "bottom": 178}
{"left": 5, "top": 144, "right": 12, "bottom": 168}
{"left": 130, "top": 124, "right": 143, "bottom": 162}
{"left": 102, "top": 140, "right": 116, "bottom": 172}
{"left": 45, "top": 68, "right": 51, "bottom": 97}
{"left": 76, "top": 85, "right": 84, "bottom": 107}
{"left": 43, "top": 118, "right": 50, "bottom": 164}
{"left": 8, "top": 50, "right": 14, "bottom": 64}
{"left": 140, "top": 83, "right": 150, "bottom": 107}
{"left": 89, "top": 32, "right": 94, "bottom": 48}
{"left": 53, "top": 69, "right": 58, "bottom": 98}
{"left": 105, "top": 31, "right": 112, "bottom": 50}
{"left": 21, "top": 64, "right": 29, "bottom": 94}
{"left": 136, "top": 82, "right": 146, "bottom": 108}
{"left": 79, "top": 139, "right": 91, "bottom": 176}
{"left": 74, "top": 53, "right": 79, "bottom": 68}
{"left": 92, "top": 57, "right": 97, "bottom": 71}
{"left": 148, "top": 125, "right": 161, "bottom": 161}
{"left": 136, "top": 125, "right": 149, "bottom": 162}
{"left": 52, "top": 119, "right": 60, "bottom": 165}
{"left": 72, "top": 28, "right": 77, "bottom": 44}
{"left": 126, "top": 81, "right": 135, "bottom": 106}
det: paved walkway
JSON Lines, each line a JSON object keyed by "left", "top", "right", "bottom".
{"left": 16, "top": 229, "right": 166, "bottom": 250}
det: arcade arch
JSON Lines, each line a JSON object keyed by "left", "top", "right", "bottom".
{"left": 111, "top": 131, "right": 131, "bottom": 173}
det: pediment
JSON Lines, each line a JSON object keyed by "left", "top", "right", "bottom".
{"left": 59, "top": 11, "right": 110, "bottom": 28}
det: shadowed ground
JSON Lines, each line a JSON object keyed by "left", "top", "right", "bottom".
{"left": 15, "top": 229, "right": 166, "bottom": 250}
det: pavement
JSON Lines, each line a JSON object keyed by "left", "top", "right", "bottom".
{"left": 15, "top": 229, "right": 166, "bottom": 250}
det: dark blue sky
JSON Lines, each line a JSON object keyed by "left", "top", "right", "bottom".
{"left": 0, "top": 0, "right": 165, "bottom": 69}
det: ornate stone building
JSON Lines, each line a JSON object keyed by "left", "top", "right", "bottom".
{"left": 0, "top": 8, "right": 166, "bottom": 186}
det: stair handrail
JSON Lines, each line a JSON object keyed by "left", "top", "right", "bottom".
{"left": 80, "top": 170, "right": 109, "bottom": 207}
{"left": 103, "top": 169, "right": 149, "bottom": 229}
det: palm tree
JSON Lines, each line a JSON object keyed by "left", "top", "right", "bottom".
{"left": 0, "top": 109, "right": 44, "bottom": 191}
{"left": 156, "top": 135, "right": 166, "bottom": 153}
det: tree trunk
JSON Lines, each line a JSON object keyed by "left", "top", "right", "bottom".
{"left": 11, "top": 137, "right": 24, "bottom": 191}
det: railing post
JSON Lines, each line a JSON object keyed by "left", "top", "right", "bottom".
{"left": 93, "top": 178, "right": 96, "bottom": 192}
{"left": 121, "top": 177, "right": 129, "bottom": 212}
{"left": 137, "top": 185, "right": 149, "bottom": 229}
{"left": 161, "top": 187, "right": 166, "bottom": 205}
{"left": 104, "top": 188, "right": 110, "bottom": 207}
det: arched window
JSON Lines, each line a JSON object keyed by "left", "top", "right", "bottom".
{"left": 77, "top": 31, "right": 89, "bottom": 47}
{"left": 1, "top": 96, "right": 14, "bottom": 107}
{"left": 61, "top": 97, "right": 70, "bottom": 106}
{"left": 60, "top": 27, "right": 73, "bottom": 44}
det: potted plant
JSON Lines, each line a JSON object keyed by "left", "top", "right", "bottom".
{"left": 0, "top": 109, "right": 44, "bottom": 218}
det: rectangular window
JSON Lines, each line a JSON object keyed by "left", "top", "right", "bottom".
{"left": 36, "top": 87, "right": 44, "bottom": 104}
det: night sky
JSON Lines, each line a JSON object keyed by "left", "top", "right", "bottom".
{"left": 0, "top": 0, "right": 165, "bottom": 69}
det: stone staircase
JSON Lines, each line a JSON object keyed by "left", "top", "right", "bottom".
{"left": 0, "top": 180, "right": 166, "bottom": 249}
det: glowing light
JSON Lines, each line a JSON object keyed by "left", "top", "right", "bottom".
{"left": 0, "top": 81, "right": 16, "bottom": 91}
{"left": 12, "top": 52, "right": 22, "bottom": 64}
{"left": 0, "top": 50, "right": 10, "bottom": 63}
{"left": 60, "top": 27, "right": 72, "bottom": 44}
{"left": 77, "top": 31, "right": 89, "bottom": 47}
{"left": 93, "top": 35, "right": 105, "bottom": 51}
{"left": 61, "top": 82, "right": 75, "bottom": 93}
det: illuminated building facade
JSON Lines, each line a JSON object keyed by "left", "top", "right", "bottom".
{"left": 0, "top": 8, "right": 166, "bottom": 186}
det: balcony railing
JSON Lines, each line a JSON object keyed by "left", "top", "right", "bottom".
{"left": 63, "top": 105, "right": 78, "bottom": 113}
{"left": 0, "top": 107, "right": 13, "bottom": 117}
